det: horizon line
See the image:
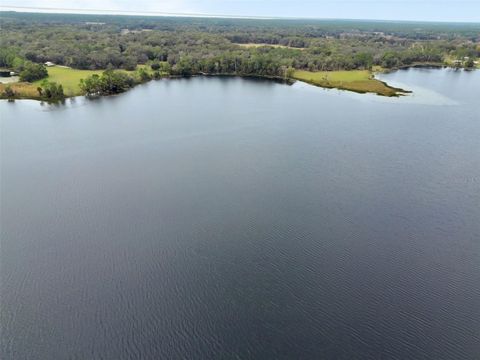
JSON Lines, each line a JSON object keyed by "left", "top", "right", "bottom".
{"left": 1, "top": 5, "right": 480, "bottom": 24}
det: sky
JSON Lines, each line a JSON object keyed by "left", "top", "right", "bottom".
{"left": 1, "top": 0, "right": 480, "bottom": 22}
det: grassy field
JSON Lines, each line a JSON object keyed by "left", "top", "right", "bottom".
{"left": 0, "top": 65, "right": 159, "bottom": 100}
{"left": 293, "top": 70, "right": 407, "bottom": 96}
{"left": 34, "top": 66, "right": 103, "bottom": 96}
{"left": 0, "top": 82, "right": 41, "bottom": 99}
{"left": 235, "top": 43, "right": 305, "bottom": 50}
{"left": 35, "top": 66, "right": 156, "bottom": 95}
{"left": 1, "top": 66, "right": 103, "bottom": 99}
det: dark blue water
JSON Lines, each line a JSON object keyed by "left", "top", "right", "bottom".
{"left": 1, "top": 68, "right": 479, "bottom": 359}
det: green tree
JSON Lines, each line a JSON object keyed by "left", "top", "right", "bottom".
{"left": 286, "top": 66, "right": 295, "bottom": 78}
{"left": 137, "top": 67, "right": 151, "bottom": 82}
{"left": 80, "top": 74, "right": 102, "bottom": 95}
{"left": 158, "top": 62, "right": 172, "bottom": 74}
{"left": 464, "top": 58, "right": 474, "bottom": 68}
{"left": 19, "top": 62, "right": 48, "bottom": 82}
{"left": 80, "top": 70, "right": 135, "bottom": 96}
{"left": 39, "top": 80, "right": 65, "bottom": 101}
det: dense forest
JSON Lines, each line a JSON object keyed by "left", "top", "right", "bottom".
{"left": 0, "top": 12, "right": 479, "bottom": 99}
{"left": 1, "top": 12, "right": 479, "bottom": 76}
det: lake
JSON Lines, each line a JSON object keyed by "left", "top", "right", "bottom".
{"left": 1, "top": 68, "right": 479, "bottom": 359}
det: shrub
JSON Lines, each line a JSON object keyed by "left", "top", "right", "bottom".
{"left": 2, "top": 85, "right": 16, "bottom": 98}
{"left": 19, "top": 62, "right": 48, "bottom": 82}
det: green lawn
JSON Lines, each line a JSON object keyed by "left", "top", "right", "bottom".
{"left": 34, "top": 66, "right": 103, "bottom": 96}
{"left": 34, "top": 65, "right": 157, "bottom": 96}
{"left": 293, "top": 70, "right": 407, "bottom": 96}
{"left": 2, "top": 66, "right": 142, "bottom": 100}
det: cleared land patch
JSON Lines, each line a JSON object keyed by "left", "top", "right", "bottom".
{"left": 0, "top": 66, "right": 144, "bottom": 99}
{"left": 34, "top": 67, "right": 103, "bottom": 96}
{"left": 236, "top": 43, "right": 305, "bottom": 50}
{"left": 293, "top": 70, "right": 408, "bottom": 96}
{"left": 0, "top": 82, "right": 40, "bottom": 99}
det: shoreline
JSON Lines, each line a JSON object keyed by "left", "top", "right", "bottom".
{"left": 1, "top": 66, "right": 476, "bottom": 102}
{"left": 0, "top": 75, "right": 400, "bottom": 102}
{"left": 0, "top": 73, "right": 295, "bottom": 102}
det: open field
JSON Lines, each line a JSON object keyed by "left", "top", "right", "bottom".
{"left": 0, "top": 82, "right": 42, "bottom": 100}
{"left": 293, "top": 70, "right": 407, "bottom": 96}
{"left": 34, "top": 67, "right": 103, "bottom": 96}
{"left": 235, "top": 43, "right": 305, "bottom": 50}
{"left": 1, "top": 66, "right": 103, "bottom": 100}
{"left": 35, "top": 66, "right": 155, "bottom": 95}
{"left": 0, "top": 65, "right": 161, "bottom": 100}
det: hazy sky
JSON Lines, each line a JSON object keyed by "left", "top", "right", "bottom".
{"left": 2, "top": 1, "right": 480, "bottom": 22}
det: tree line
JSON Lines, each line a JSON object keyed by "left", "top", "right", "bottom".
{"left": 1, "top": 12, "right": 478, "bottom": 84}
{"left": 0, "top": 48, "right": 48, "bottom": 81}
